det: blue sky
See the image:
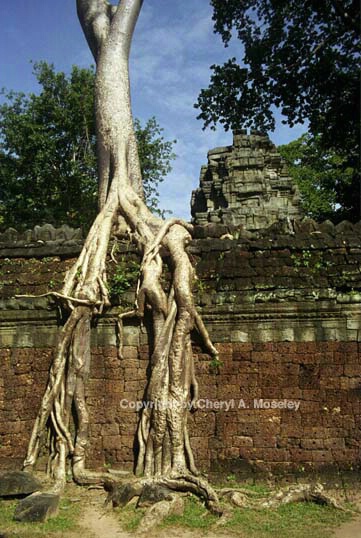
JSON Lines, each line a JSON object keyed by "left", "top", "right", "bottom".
{"left": 0, "top": 0, "right": 306, "bottom": 219}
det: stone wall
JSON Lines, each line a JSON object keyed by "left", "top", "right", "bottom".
{"left": 1, "top": 222, "right": 361, "bottom": 476}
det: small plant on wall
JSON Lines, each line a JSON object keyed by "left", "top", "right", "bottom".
{"left": 108, "top": 256, "right": 140, "bottom": 302}
{"left": 291, "top": 250, "right": 334, "bottom": 273}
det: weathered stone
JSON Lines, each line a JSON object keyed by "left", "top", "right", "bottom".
{"left": 58, "top": 224, "right": 83, "bottom": 241}
{"left": 294, "top": 218, "right": 318, "bottom": 234}
{"left": 0, "top": 471, "right": 42, "bottom": 497}
{"left": 319, "top": 220, "right": 335, "bottom": 235}
{"left": 196, "top": 223, "right": 229, "bottom": 238}
{"left": 1, "top": 220, "right": 361, "bottom": 476}
{"left": 0, "top": 224, "right": 83, "bottom": 258}
{"left": 336, "top": 220, "right": 355, "bottom": 234}
{"left": 13, "top": 493, "right": 59, "bottom": 522}
{"left": 260, "top": 219, "right": 295, "bottom": 236}
{"left": 33, "top": 224, "right": 56, "bottom": 242}
{"left": 191, "top": 131, "right": 302, "bottom": 231}
{"left": 0, "top": 228, "right": 18, "bottom": 243}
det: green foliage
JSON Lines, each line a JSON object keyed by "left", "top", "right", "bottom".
{"left": 0, "top": 62, "right": 97, "bottom": 230}
{"left": 279, "top": 134, "right": 356, "bottom": 222}
{"left": 108, "top": 256, "right": 140, "bottom": 299}
{"left": 0, "top": 62, "right": 176, "bottom": 231}
{"left": 135, "top": 116, "right": 176, "bottom": 217}
{"left": 236, "top": 483, "right": 272, "bottom": 497}
{"left": 196, "top": 0, "right": 360, "bottom": 220}
{"left": 210, "top": 356, "right": 224, "bottom": 370}
{"left": 290, "top": 250, "right": 333, "bottom": 274}
{"left": 193, "top": 276, "right": 209, "bottom": 295}
{"left": 291, "top": 251, "right": 312, "bottom": 269}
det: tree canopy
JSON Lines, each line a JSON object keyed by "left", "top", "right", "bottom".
{"left": 196, "top": 0, "right": 360, "bottom": 220}
{"left": 279, "top": 134, "right": 355, "bottom": 222}
{"left": 0, "top": 62, "right": 175, "bottom": 231}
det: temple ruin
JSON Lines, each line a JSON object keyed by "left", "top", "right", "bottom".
{"left": 191, "top": 130, "right": 302, "bottom": 230}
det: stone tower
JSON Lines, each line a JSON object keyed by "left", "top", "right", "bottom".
{"left": 191, "top": 130, "right": 302, "bottom": 231}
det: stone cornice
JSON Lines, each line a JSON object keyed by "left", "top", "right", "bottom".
{"left": 1, "top": 300, "right": 359, "bottom": 347}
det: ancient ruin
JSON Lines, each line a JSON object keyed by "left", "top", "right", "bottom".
{"left": 1, "top": 219, "right": 361, "bottom": 477}
{"left": 191, "top": 130, "right": 302, "bottom": 230}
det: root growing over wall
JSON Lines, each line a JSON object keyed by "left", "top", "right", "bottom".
{"left": 20, "top": 0, "right": 222, "bottom": 513}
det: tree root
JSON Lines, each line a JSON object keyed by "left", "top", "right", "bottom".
{"left": 259, "top": 483, "right": 347, "bottom": 511}
{"left": 104, "top": 474, "right": 222, "bottom": 516}
{"left": 218, "top": 483, "right": 350, "bottom": 511}
{"left": 137, "top": 494, "right": 185, "bottom": 533}
{"left": 13, "top": 0, "right": 225, "bottom": 522}
{"left": 103, "top": 479, "right": 353, "bottom": 534}
{"left": 15, "top": 292, "right": 99, "bottom": 307}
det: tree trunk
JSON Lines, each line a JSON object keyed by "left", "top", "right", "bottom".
{"left": 21, "top": 0, "right": 221, "bottom": 513}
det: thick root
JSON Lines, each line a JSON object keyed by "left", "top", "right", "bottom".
{"left": 20, "top": 0, "right": 221, "bottom": 516}
{"left": 21, "top": 215, "right": 220, "bottom": 503}
{"left": 104, "top": 475, "right": 222, "bottom": 516}
{"left": 219, "top": 483, "right": 349, "bottom": 511}
{"left": 137, "top": 495, "right": 184, "bottom": 533}
{"left": 259, "top": 483, "right": 346, "bottom": 511}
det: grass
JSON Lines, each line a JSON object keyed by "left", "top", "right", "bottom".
{"left": 225, "top": 503, "right": 353, "bottom": 538}
{"left": 226, "top": 482, "right": 272, "bottom": 497}
{"left": 161, "top": 495, "right": 219, "bottom": 530}
{"left": 0, "top": 497, "right": 81, "bottom": 537}
{"left": 159, "top": 483, "right": 354, "bottom": 538}
{"left": 116, "top": 501, "right": 146, "bottom": 531}
{"left": 0, "top": 483, "right": 356, "bottom": 538}
{"left": 115, "top": 495, "right": 219, "bottom": 532}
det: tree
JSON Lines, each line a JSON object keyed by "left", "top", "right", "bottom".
{"left": 0, "top": 63, "right": 97, "bottom": 230}
{"left": 11, "top": 1, "right": 346, "bottom": 524}
{"left": 19, "top": 0, "right": 221, "bottom": 516}
{"left": 134, "top": 116, "right": 175, "bottom": 217}
{"left": 0, "top": 63, "right": 175, "bottom": 230}
{"left": 279, "top": 134, "right": 355, "bottom": 222}
{"left": 196, "top": 0, "right": 360, "bottom": 220}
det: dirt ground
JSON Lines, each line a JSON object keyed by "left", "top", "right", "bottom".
{"left": 333, "top": 515, "right": 361, "bottom": 538}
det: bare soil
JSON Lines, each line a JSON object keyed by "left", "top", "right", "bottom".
{"left": 333, "top": 512, "right": 361, "bottom": 538}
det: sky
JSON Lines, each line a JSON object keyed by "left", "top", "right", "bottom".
{"left": 0, "top": 0, "right": 306, "bottom": 220}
